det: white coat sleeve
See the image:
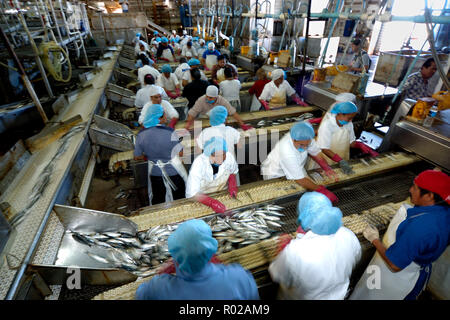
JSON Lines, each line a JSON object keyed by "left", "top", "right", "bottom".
{"left": 280, "top": 155, "right": 307, "bottom": 180}
{"left": 163, "top": 101, "right": 179, "bottom": 119}
{"left": 348, "top": 123, "right": 356, "bottom": 144}
{"left": 307, "top": 139, "right": 321, "bottom": 157}
{"left": 259, "top": 83, "right": 273, "bottom": 101}
{"left": 316, "top": 120, "right": 333, "bottom": 149}
{"left": 156, "top": 75, "right": 164, "bottom": 88}
{"left": 230, "top": 127, "right": 241, "bottom": 145}
{"left": 171, "top": 74, "right": 179, "bottom": 87}
{"left": 284, "top": 81, "right": 296, "bottom": 96}
{"left": 185, "top": 159, "right": 203, "bottom": 198}
{"left": 139, "top": 103, "right": 150, "bottom": 124}
{"left": 229, "top": 154, "right": 239, "bottom": 174}
{"left": 196, "top": 130, "right": 205, "bottom": 150}
{"left": 268, "top": 247, "right": 293, "bottom": 287}
{"left": 201, "top": 71, "right": 208, "bottom": 81}
{"left": 134, "top": 89, "right": 145, "bottom": 108}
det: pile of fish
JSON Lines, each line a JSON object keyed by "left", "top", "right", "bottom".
{"left": 208, "top": 204, "right": 285, "bottom": 254}
{"left": 69, "top": 204, "right": 285, "bottom": 277}
{"left": 255, "top": 113, "right": 314, "bottom": 128}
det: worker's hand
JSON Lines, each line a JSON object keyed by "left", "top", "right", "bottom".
{"left": 363, "top": 224, "right": 379, "bottom": 243}
{"left": 316, "top": 185, "right": 338, "bottom": 204}
{"left": 293, "top": 96, "right": 308, "bottom": 107}
{"left": 312, "top": 156, "right": 339, "bottom": 182}
{"left": 308, "top": 117, "right": 322, "bottom": 124}
{"left": 185, "top": 119, "right": 194, "bottom": 131}
{"left": 197, "top": 194, "right": 227, "bottom": 213}
{"left": 276, "top": 233, "right": 292, "bottom": 254}
{"left": 166, "top": 90, "right": 178, "bottom": 99}
{"left": 175, "top": 88, "right": 181, "bottom": 97}
{"left": 240, "top": 123, "right": 254, "bottom": 131}
{"left": 260, "top": 100, "right": 270, "bottom": 110}
{"left": 339, "top": 160, "right": 354, "bottom": 175}
{"left": 228, "top": 174, "right": 238, "bottom": 198}
{"left": 157, "top": 258, "right": 176, "bottom": 274}
{"left": 168, "top": 118, "right": 178, "bottom": 129}
{"left": 354, "top": 141, "right": 379, "bottom": 157}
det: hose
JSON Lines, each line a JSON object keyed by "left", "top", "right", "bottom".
{"left": 39, "top": 41, "right": 72, "bottom": 82}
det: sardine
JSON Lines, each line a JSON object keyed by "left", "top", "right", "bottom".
{"left": 86, "top": 252, "right": 110, "bottom": 264}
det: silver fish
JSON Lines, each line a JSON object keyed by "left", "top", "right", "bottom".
{"left": 86, "top": 252, "right": 110, "bottom": 264}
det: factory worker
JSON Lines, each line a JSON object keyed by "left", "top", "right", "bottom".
{"left": 202, "top": 42, "right": 221, "bottom": 70}
{"left": 180, "top": 34, "right": 192, "bottom": 48}
{"left": 174, "top": 57, "right": 190, "bottom": 81}
{"left": 136, "top": 219, "right": 259, "bottom": 300}
{"left": 211, "top": 54, "right": 238, "bottom": 85}
{"left": 248, "top": 68, "right": 271, "bottom": 111}
{"left": 139, "top": 86, "right": 179, "bottom": 128}
{"left": 261, "top": 121, "right": 339, "bottom": 203}
{"left": 134, "top": 104, "right": 187, "bottom": 205}
{"left": 219, "top": 66, "right": 242, "bottom": 111}
{"left": 185, "top": 85, "right": 253, "bottom": 131}
{"left": 137, "top": 55, "right": 161, "bottom": 89}
{"left": 134, "top": 33, "right": 150, "bottom": 56}
{"left": 269, "top": 192, "right": 361, "bottom": 299}
{"left": 134, "top": 74, "right": 169, "bottom": 111}
{"left": 191, "top": 36, "right": 200, "bottom": 49}
{"left": 156, "top": 64, "right": 181, "bottom": 99}
{"left": 197, "top": 39, "right": 207, "bottom": 58}
{"left": 196, "top": 106, "right": 242, "bottom": 158}
{"left": 181, "top": 41, "right": 198, "bottom": 59}
{"left": 315, "top": 101, "right": 378, "bottom": 175}
{"left": 351, "top": 170, "right": 450, "bottom": 300}
{"left": 186, "top": 137, "right": 239, "bottom": 213}
{"left": 259, "top": 69, "right": 307, "bottom": 110}
{"left": 156, "top": 37, "right": 175, "bottom": 62}
{"left": 182, "top": 68, "right": 209, "bottom": 109}
{"left": 169, "top": 29, "right": 180, "bottom": 42}
{"left": 181, "top": 58, "right": 208, "bottom": 87}
{"left": 348, "top": 38, "right": 370, "bottom": 74}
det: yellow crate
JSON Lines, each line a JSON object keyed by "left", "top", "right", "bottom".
{"left": 241, "top": 46, "right": 250, "bottom": 56}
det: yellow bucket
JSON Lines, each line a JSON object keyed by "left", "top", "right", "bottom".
{"left": 411, "top": 98, "right": 435, "bottom": 120}
{"left": 241, "top": 46, "right": 250, "bottom": 56}
{"left": 312, "top": 68, "right": 327, "bottom": 82}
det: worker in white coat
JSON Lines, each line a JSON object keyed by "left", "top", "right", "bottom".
{"left": 269, "top": 191, "right": 361, "bottom": 299}
{"left": 134, "top": 104, "right": 187, "bottom": 205}
{"left": 134, "top": 74, "right": 169, "bottom": 111}
{"left": 350, "top": 170, "right": 450, "bottom": 300}
{"left": 156, "top": 64, "right": 181, "bottom": 99}
{"left": 314, "top": 101, "right": 379, "bottom": 175}
{"left": 261, "top": 121, "right": 339, "bottom": 203}
{"left": 202, "top": 42, "right": 221, "bottom": 71}
{"left": 138, "top": 56, "right": 161, "bottom": 89}
{"left": 186, "top": 136, "right": 239, "bottom": 213}
{"left": 259, "top": 69, "right": 307, "bottom": 110}
{"left": 139, "top": 86, "right": 179, "bottom": 128}
{"left": 174, "top": 57, "right": 190, "bottom": 81}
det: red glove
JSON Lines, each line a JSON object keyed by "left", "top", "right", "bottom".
{"left": 168, "top": 118, "right": 178, "bottom": 129}
{"left": 296, "top": 225, "right": 307, "bottom": 234}
{"left": 276, "top": 233, "right": 292, "bottom": 254}
{"left": 166, "top": 90, "right": 178, "bottom": 99}
{"left": 308, "top": 117, "right": 322, "bottom": 124}
{"left": 159, "top": 57, "right": 170, "bottom": 62}
{"left": 316, "top": 185, "right": 339, "bottom": 204}
{"left": 311, "top": 155, "right": 338, "bottom": 181}
{"left": 228, "top": 174, "right": 238, "bottom": 198}
{"left": 293, "top": 96, "right": 308, "bottom": 106}
{"left": 240, "top": 123, "right": 254, "bottom": 131}
{"left": 260, "top": 100, "right": 270, "bottom": 110}
{"left": 353, "top": 141, "right": 379, "bottom": 157}
{"left": 197, "top": 194, "right": 226, "bottom": 213}
{"left": 331, "top": 153, "right": 343, "bottom": 163}
{"left": 175, "top": 88, "right": 181, "bottom": 97}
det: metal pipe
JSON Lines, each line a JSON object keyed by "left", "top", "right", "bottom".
{"left": 338, "top": 0, "right": 365, "bottom": 66}
{"left": 0, "top": 28, "right": 48, "bottom": 123}
{"left": 302, "top": 0, "right": 311, "bottom": 75}
{"left": 13, "top": 0, "right": 54, "bottom": 98}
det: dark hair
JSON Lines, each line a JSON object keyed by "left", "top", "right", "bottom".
{"left": 190, "top": 68, "right": 201, "bottom": 81}
{"left": 187, "top": 41, "right": 192, "bottom": 46}
{"left": 352, "top": 38, "right": 361, "bottom": 46}
{"left": 223, "top": 54, "right": 230, "bottom": 61}
{"left": 217, "top": 54, "right": 226, "bottom": 61}
{"left": 422, "top": 58, "right": 435, "bottom": 69}
{"left": 224, "top": 66, "right": 233, "bottom": 78}
{"left": 179, "top": 57, "right": 187, "bottom": 64}
{"left": 418, "top": 186, "right": 445, "bottom": 205}
{"left": 144, "top": 74, "right": 155, "bottom": 85}
{"left": 139, "top": 54, "right": 149, "bottom": 66}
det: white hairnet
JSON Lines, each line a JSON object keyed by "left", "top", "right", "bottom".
{"left": 208, "top": 42, "right": 215, "bottom": 50}
{"left": 271, "top": 69, "right": 284, "bottom": 80}
{"left": 206, "top": 85, "right": 219, "bottom": 98}
{"left": 148, "top": 86, "right": 161, "bottom": 97}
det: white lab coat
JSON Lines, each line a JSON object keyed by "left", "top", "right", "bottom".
{"left": 156, "top": 73, "right": 179, "bottom": 92}
{"left": 196, "top": 124, "right": 241, "bottom": 157}
{"left": 259, "top": 80, "right": 296, "bottom": 109}
{"left": 219, "top": 80, "right": 241, "bottom": 105}
{"left": 134, "top": 40, "right": 150, "bottom": 55}
{"left": 349, "top": 204, "right": 422, "bottom": 300}
{"left": 185, "top": 152, "right": 238, "bottom": 198}
{"left": 139, "top": 100, "right": 179, "bottom": 124}
{"left": 134, "top": 85, "right": 169, "bottom": 110}
{"left": 138, "top": 65, "right": 161, "bottom": 88}
{"left": 175, "top": 63, "right": 191, "bottom": 81}
{"left": 261, "top": 133, "right": 321, "bottom": 180}
{"left": 181, "top": 68, "right": 208, "bottom": 84}
{"left": 269, "top": 227, "right": 361, "bottom": 300}
{"left": 182, "top": 45, "right": 198, "bottom": 58}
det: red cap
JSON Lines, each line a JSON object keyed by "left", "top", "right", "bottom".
{"left": 414, "top": 170, "right": 450, "bottom": 204}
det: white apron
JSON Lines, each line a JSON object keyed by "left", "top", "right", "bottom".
{"left": 147, "top": 156, "right": 188, "bottom": 205}
{"left": 200, "top": 165, "right": 234, "bottom": 195}
{"left": 349, "top": 205, "right": 422, "bottom": 300}
{"left": 269, "top": 87, "right": 287, "bottom": 109}
{"left": 205, "top": 55, "right": 218, "bottom": 70}
{"left": 216, "top": 68, "right": 226, "bottom": 83}
{"left": 307, "top": 112, "right": 350, "bottom": 170}
{"left": 250, "top": 95, "right": 262, "bottom": 111}
{"left": 162, "top": 48, "right": 175, "bottom": 62}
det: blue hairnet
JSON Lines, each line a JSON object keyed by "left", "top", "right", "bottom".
{"left": 209, "top": 106, "right": 228, "bottom": 126}
{"left": 297, "top": 192, "right": 342, "bottom": 235}
{"left": 161, "top": 37, "right": 169, "bottom": 43}
{"left": 188, "top": 58, "right": 201, "bottom": 66}
{"left": 136, "top": 33, "right": 141, "bottom": 37}
{"left": 203, "top": 136, "right": 228, "bottom": 156}
{"left": 143, "top": 104, "right": 164, "bottom": 128}
{"left": 290, "top": 121, "right": 315, "bottom": 141}
{"left": 156, "top": 37, "right": 162, "bottom": 42}
{"left": 161, "top": 64, "right": 172, "bottom": 73}
{"left": 153, "top": 31, "right": 159, "bottom": 35}
{"left": 168, "top": 219, "right": 218, "bottom": 274}
{"left": 193, "top": 37, "right": 199, "bottom": 41}
{"left": 148, "top": 58, "right": 154, "bottom": 65}
{"left": 331, "top": 101, "right": 358, "bottom": 114}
